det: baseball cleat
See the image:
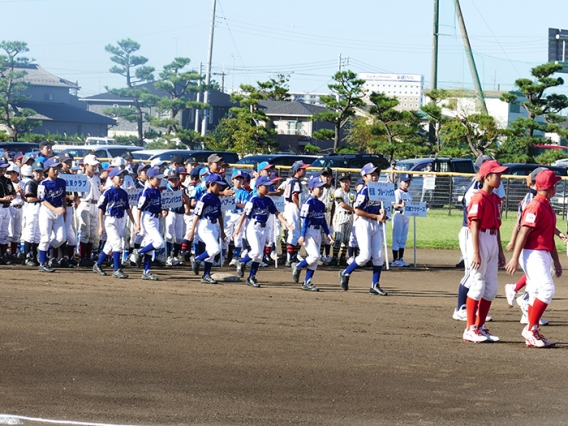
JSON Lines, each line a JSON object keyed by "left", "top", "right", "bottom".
{"left": 505, "top": 284, "right": 517, "bottom": 307}
{"left": 453, "top": 306, "right": 467, "bottom": 321}
{"left": 479, "top": 324, "right": 500, "bottom": 342}
{"left": 301, "top": 280, "right": 319, "bottom": 292}
{"left": 236, "top": 261, "right": 245, "bottom": 278}
{"left": 520, "top": 315, "right": 549, "bottom": 326}
{"left": 38, "top": 263, "right": 55, "bottom": 273}
{"left": 246, "top": 276, "right": 261, "bottom": 288}
{"left": 166, "top": 256, "right": 181, "bottom": 266}
{"left": 141, "top": 272, "right": 158, "bottom": 281}
{"left": 398, "top": 259, "right": 410, "bottom": 267}
{"left": 229, "top": 258, "right": 238, "bottom": 267}
{"left": 190, "top": 255, "right": 200, "bottom": 276}
{"left": 522, "top": 325, "right": 555, "bottom": 348}
{"left": 112, "top": 269, "right": 128, "bottom": 279}
{"left": 93, "top": 263, "right": 107, "bottom": 276}
{"left": 48, "top": 258, "right": 61, "bottom": 268}
{"left": 25, "top": 258, "right": 39, "bottom": 267}
{"left": 291, "top": 262, "right": 301, "bottom": 283}
{"left": 339, "top": 270, "right": 350, "bottom": 291}
{"left": 369, "top": 284, "right": 387, "bottom": 296}
{"left": 201, "top": 275, "right": 218, "bottom": 284}
{"left": 463, "top": 325, "right": 488, "bottom": 343}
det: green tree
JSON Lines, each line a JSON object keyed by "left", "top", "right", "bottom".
{"left": 345, "top": 115, "right": 376, "bottom": 153}
{"left": 151, "top": 57, "right": 209, "bottom": 135}
{"left": 104, "top": 39, "right": 159, "bottom": 146}
{"left": 500, "top": 62, "right": 568, "bottom": 161}
{"left": 440, "top": 113, "right": 500, "bottom": 158}
{"left": 367, "top": 92, "right": 427, "bottom": 161}
{"left": 0, "top": 41, "right": 41, "bottom": 141}
{"left": 312, "top": 70, "right": 366, "bottom": 151}
{"left": 421, "top": 89, "right": 451, "bottom": 151}
{"left": 257, "top": 74, "right": 291, "bottom": 101}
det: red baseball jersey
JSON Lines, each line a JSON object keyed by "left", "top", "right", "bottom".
{"left": 521, "top": 194, "right": 556, "bottom": 251}
{"left": 467, "top": 189, "right": 503, "bottom": 230}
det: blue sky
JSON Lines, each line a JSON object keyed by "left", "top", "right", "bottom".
{"left": 3, "top": 0, "right": 568, "bottom": 98}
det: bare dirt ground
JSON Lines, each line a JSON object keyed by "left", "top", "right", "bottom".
{"left": 1, "top": 249, "right": 568, "bottom": 426}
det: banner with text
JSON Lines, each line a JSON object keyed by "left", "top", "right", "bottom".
{"left": 368, "top": 182, "right": 395, "bottom": 204}
{"left": 60, "top": 174, "right": 89, "bottom": 192}
{"left": 404, "top": 201, "right": 428, "bottom": 217}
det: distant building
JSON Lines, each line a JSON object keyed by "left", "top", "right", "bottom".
{"left": 359, "top": 73, "right": 424, "bottom": 111}
{"left": 288, "top": 92, "right": 328, "bottom": 107}
{"left": 2, "top": 64, "right": 115, "bottom": 137}
{"left": 80, "top": 83, "right": 235, "bottom": 138}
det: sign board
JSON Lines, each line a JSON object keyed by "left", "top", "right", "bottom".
{"left": 269, "top": 196, "right": 285, "bottom": 211}
{"left": 127, "top": 188, "right": 141, "bottom": 206}
{"left": 220, "top": 196, "right": 236, "bottom": 212}
{"left": 367, "top": 182, "right": 395, "bottom": 203}
{"left": 161, "top": 191, "right": 183, "bottom": 210}
{"left": 404, "top": 201, "right": 428, "bottom": 217}
{"left": 548, "top": 28, "right": 568, "bottom": 73}
{"left": 423, "top": 175, "right": 436, "bottom": 190}
{"left": 59, "top": 173, "right": 88, "bottom": 192}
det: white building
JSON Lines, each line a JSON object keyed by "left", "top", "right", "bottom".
{"left": 359, "top": 73, "right": 424, "bottom": 111}
{"left": 288, "top": 92, "right": 327, "bottom": 107}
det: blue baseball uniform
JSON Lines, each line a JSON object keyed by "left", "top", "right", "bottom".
{"left": 137, "top": 186, "right": 164, "bottom": 275}
{"left": 193, "top": 192, "right": 223, "bottom": 276}
{"left": 38, "top": 177, "right": 67, "bottom": 263}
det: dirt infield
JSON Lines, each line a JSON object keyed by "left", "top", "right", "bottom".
{"left": 1, "top": 249, "right": 568, "bottom": 425}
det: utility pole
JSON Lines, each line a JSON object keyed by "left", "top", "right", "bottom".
{"left": 453, "top": 0, "right": 488, "bottom": 114}
{"left": 194, "top": 62, "right": 202, "bottom": 133}
{"left": 431, "top": 0, "right": 439, "bottom": 90}
{"left": 201, "top": 0, "right": 216, "bottom": 136}
{"left": 213, "top": 71, "right": 226, "bottom": 92}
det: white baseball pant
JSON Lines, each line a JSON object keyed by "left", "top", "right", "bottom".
{"left": 38, "top": 206, "right": 66, "bottom": 251}
{"left": 140, "top": 211, "right": 164, "bottom": 251}
{"left": 392, "top": 213, "right": 410, "bottom": 251}
{"left": 521, "top": 249, "right": 555, "bottom": 305}
{"left": 303, "top": 226, "right": 322, "bottom": 271}
{"left": 8, "top": 206, "right": 22, "bottom": 243}
{"left": 284, "top": 203, "right": 300, "bottom": 245}
{"left": 22, "top": 203, "right": 41, "bottom": 243}
{"left": 102, "top": 216, "right": 126, "bottom": 254}
{"left": 165, "top": 211, "right": 185, "bottom": 244}
{"left": 245, "top": 221, "right": 270, "bottom": 263}
{"left": 196, "top": 219, "right": 220, "bottom": 262}
{"left": 76, "top": 201, "right": 99, "bottom": 245}
{"left": 65, "top": 206, "right": 77, "bottom": 246}
{"left": 465, "top": 231, "right": 499, "bottom": 301}
{"left": 0, "top": 207, "right": 10, "bottom": 245}
{"left": 354, "top": 217, "right": 383, "bottom": 266}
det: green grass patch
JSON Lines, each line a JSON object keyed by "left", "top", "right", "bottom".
{"left": 386, "top": 208, "right": 567, "bottom": 253}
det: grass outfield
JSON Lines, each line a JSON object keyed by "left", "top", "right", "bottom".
{"left": 390, "top": 208, "right": 568, "bottom": 253}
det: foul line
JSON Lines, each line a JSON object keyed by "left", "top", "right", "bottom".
{"left": 0, "top": 415, "right": 137, "bottom": 426}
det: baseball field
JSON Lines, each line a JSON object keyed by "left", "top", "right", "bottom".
{"left": 1, "top": 249, "right": 568, "bottom": 425}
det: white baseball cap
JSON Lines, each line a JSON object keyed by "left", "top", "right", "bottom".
{"left": 111, "top": 156, "right": 126, "bottom": 167}
{"left": 7, "top": 163, "right": 20, "bottom": 174}
{"left": 21, "top": 164, "right": 33, "bottom": 177}
{"left": 151, "top": 158, "right": 166, "bottom": 167}
{"left": 84, "top": 154, "right": 100, "bottom": 166}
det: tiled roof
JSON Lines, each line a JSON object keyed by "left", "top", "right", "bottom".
{"left": 21, "top": 101, "right": 116, "bottom": 125}
{"left": 15, "top": 64, "right": 79, "bottom": 88}
{"left": 257, "top": 100, "right": 329, "bottom": 116}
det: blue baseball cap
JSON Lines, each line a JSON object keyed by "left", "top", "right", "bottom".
{"left": 199, "top": 166, "right": 210, "bottom": 177}
{"left": 291, "top": 160, "right": 310, "bottom": 172}
{"left": 43, "top": 158, "right": 61, "bottom": 170}
{"left": 355, "top": 178, "right": 364, "bottom": 186}
{"left": 206, "top": 173, "right": 228, "bottom": 186}
{"left": 231, "top": 169, "right": 244, "bottom": 179}
{"left": 109, "top": 167, "right": 127, "bottom": 179}
{"left": 308, "top": 177, "right": 325, "bottom": 190}
{"left": 0, "top": 158, "right": 9, "bottom": 168}
{"left": 360, "top": 162, "right": 377, "bottom": 176}
{"left": 189, "top": 168, "right": 200, "bottom": 179}
{"left": 257, "top": 161, "right": 273, "bottom": 172}
{"left": 255, "top": 175, "right": 272, "bottom": 187}
{"left": 241, "top": 172, "right": 251, "bottom": 181}
{"left": 400, "top": 173, "right": 413, "bottom": 182}
{"left": 147, "top": 166, "right": 164, "bottom": 179}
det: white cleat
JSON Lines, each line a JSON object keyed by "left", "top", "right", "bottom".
{"left": 522, "top": 325, "right": 555, "bottom": 348}
{"left": 453, "top": 306, "right": 467, "bottom": 321}
{"left": 520, "top": 315, "right": 549, "bottom": 326}
{"left": 229, "top": 258, "right": 238, "bottom": 267}
{"left": 505, "top": 283, "right": 517, "bottom": 307}
{"left": 463, "top": 325, "right": 488, "bottom": 343}
{"left": 479, "top": 324, "right": 500, "bottom": 342}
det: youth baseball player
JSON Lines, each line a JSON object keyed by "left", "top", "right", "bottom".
{"left": 6, "top": 164, "right": 24, "bottom": 260}
{"left": 93, "top": 168, "right": 135, "bottom": 279}
{"left": 462, "top": 160, "right": 508, "bottom": 343}
{"left": 233, "top": 175, "right": 292, "bottom": 288}
{"left": 22, "top": 161, "right": 44, "bottom": 266}
{"left": 76, "top": 154, "right": 101, "bottom": 266}
{"left": 291, "top": 177, "right": 333, "bottom": 292}
{"left": 319, "top": 167, "right": 335, "bottom": 264}
{"left": 332, "top": 173, "right": 355, "bottom": 266}
{"left": 339, "top": 163, "right": 388, "bottom": 296}
{"left": 283, "top": 160, "right": 310, "bottom": 266}
{"left": 506, "top": 170, "right": 562, "bottom": 348}
{"left": 391, "top": 173, "right": 413, "bottom": 267}
{"left": 164, "top": 168, "right": 187, "bottom": 266}
{"left": 0, "top": 158, "right": 15, "bottom": 262}
{"left": 58, "top": 153, "right": 78, "bottom": 267}
{"left": 37, "top": 158, "right": 67, "bottom": 273}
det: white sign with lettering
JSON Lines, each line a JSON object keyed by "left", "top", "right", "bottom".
{"left": 59, "top": 174, "right": 89, "bottom": 192}
{"left": 404, "top": 201, "right": 428, "bottom": 217}
{"left": 367, "top": 182, "right": 396, "bottom": 203}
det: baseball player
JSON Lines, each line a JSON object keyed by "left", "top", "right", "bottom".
{"left": 76, "top": 154, "right": 102, "bottom": 267}
{"left": 187, "top": 173, "right": 227, "bottom": 284}
{"left": 37, "top": 158, "right": 67, "bottom": 273}
{"left": 291, "top": 177, "right": 333, "bottom": 292}
{"left": 58, "top": 152, "right": 78, "bottom": 267}
{"left": 22, "top": 161, "right": 44, "bottom": 266}
{"left": 283, "top": 160, "right": 310, "bottom": 266}
{"left": 180, "top": 167, "right": 200, "bottom": 261}
{"left": 319, "top": 167, "right": 335, "bottom": 264}
{"left": 506, "top": 170, "right": 562, "bottom": 348}
{"left": 6, "top": 163, "right": 24, "bottom": 261}
{"left": 228, "top": 170, "right": 251, "bottom": 266}
{"left": 332, "top": 173, "right": 355, "bottom": 266}
{"left": 391, "top": 173, "right": 413, "bottom": 267}
{"left": 93, "top": 168, "right": 135, "bottom": 279}
{"left": 462, "top": 160, "right": 508, "bottom": 343}
{"left": 0, "top": 158, "right": 16, "bottom": 262}
{"left": 128, "top": 162, "right": 150, "bottom": 266}
{"left": 339, "top": 163, "right": 388, "bottom": 296}
{"left": 134, "top": 166, "right": 165, "bottom": 281}
{"left": 164, "top": 168, "right": 187, "bottom": 266}
{"left": 233, "top": 175, "right": 293, "bottom": 288}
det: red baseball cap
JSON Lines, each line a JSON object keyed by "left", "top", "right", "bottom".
{"left": 478, "top": 160, "right": 508, "bottom": 179}
{"left": 536, "top": 169, "right": 561, "bottom": 190}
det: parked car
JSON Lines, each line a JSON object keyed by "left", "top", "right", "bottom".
{"left": 310, "top": 154, "right": 390, "bottom": 171}
{"left": 139, "top": 149, "right": 239, "bottom": 165}
{"left": 236, "top": 154, "right": 319, "bottom": 168}
{"left": 383, "top": 157, "right": 475, "bottom": 208}
{"left": 501, "top": 163, "right": 568, "bottom": 212}
{"left": 0, "top": 142, "right": 39, "bottom": 154}
{"left": 58, "top": 145, "right": 143, "bottom": 161}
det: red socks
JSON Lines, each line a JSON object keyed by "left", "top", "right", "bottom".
{"left": 528, "top": 298, "right": 548, "bottom": 330}
{"left": 466, "top": 297, "right": 479, "bottom": 329}
{"left": 514, "top": 274, "right": 527, "bottom": 293}
{"left": 476, "top": 298, "right": 492, "bottom": 328}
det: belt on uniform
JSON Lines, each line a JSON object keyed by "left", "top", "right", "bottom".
{"left": 309, "top": 225, "right": 321, "bottom": 230}
{"left": 66, "top": 202, "right": 74, "bottom": 207}
{"left": 210, "top": 218, "right": 217, "bottom": 224}
{"left": 480, "top": 228, "right": 497, "bottom": 235}
{"left": 11, "top": 205, "right": 22, "bottom": 209}
{"left": 345, "top": 212, "right": 352, "bottom": 215}
{"left": 255, "top": 222, "right": 266, "bottom": 228}
{"left": 85, "top": 199, "right": 98, "bottom": 204}
{"left": 2, "top": 204, "right": 9, "bottom": 208}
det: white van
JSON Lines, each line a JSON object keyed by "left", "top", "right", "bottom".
{"left": 85, "top": 137, "right": 116, "bottom": 145}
